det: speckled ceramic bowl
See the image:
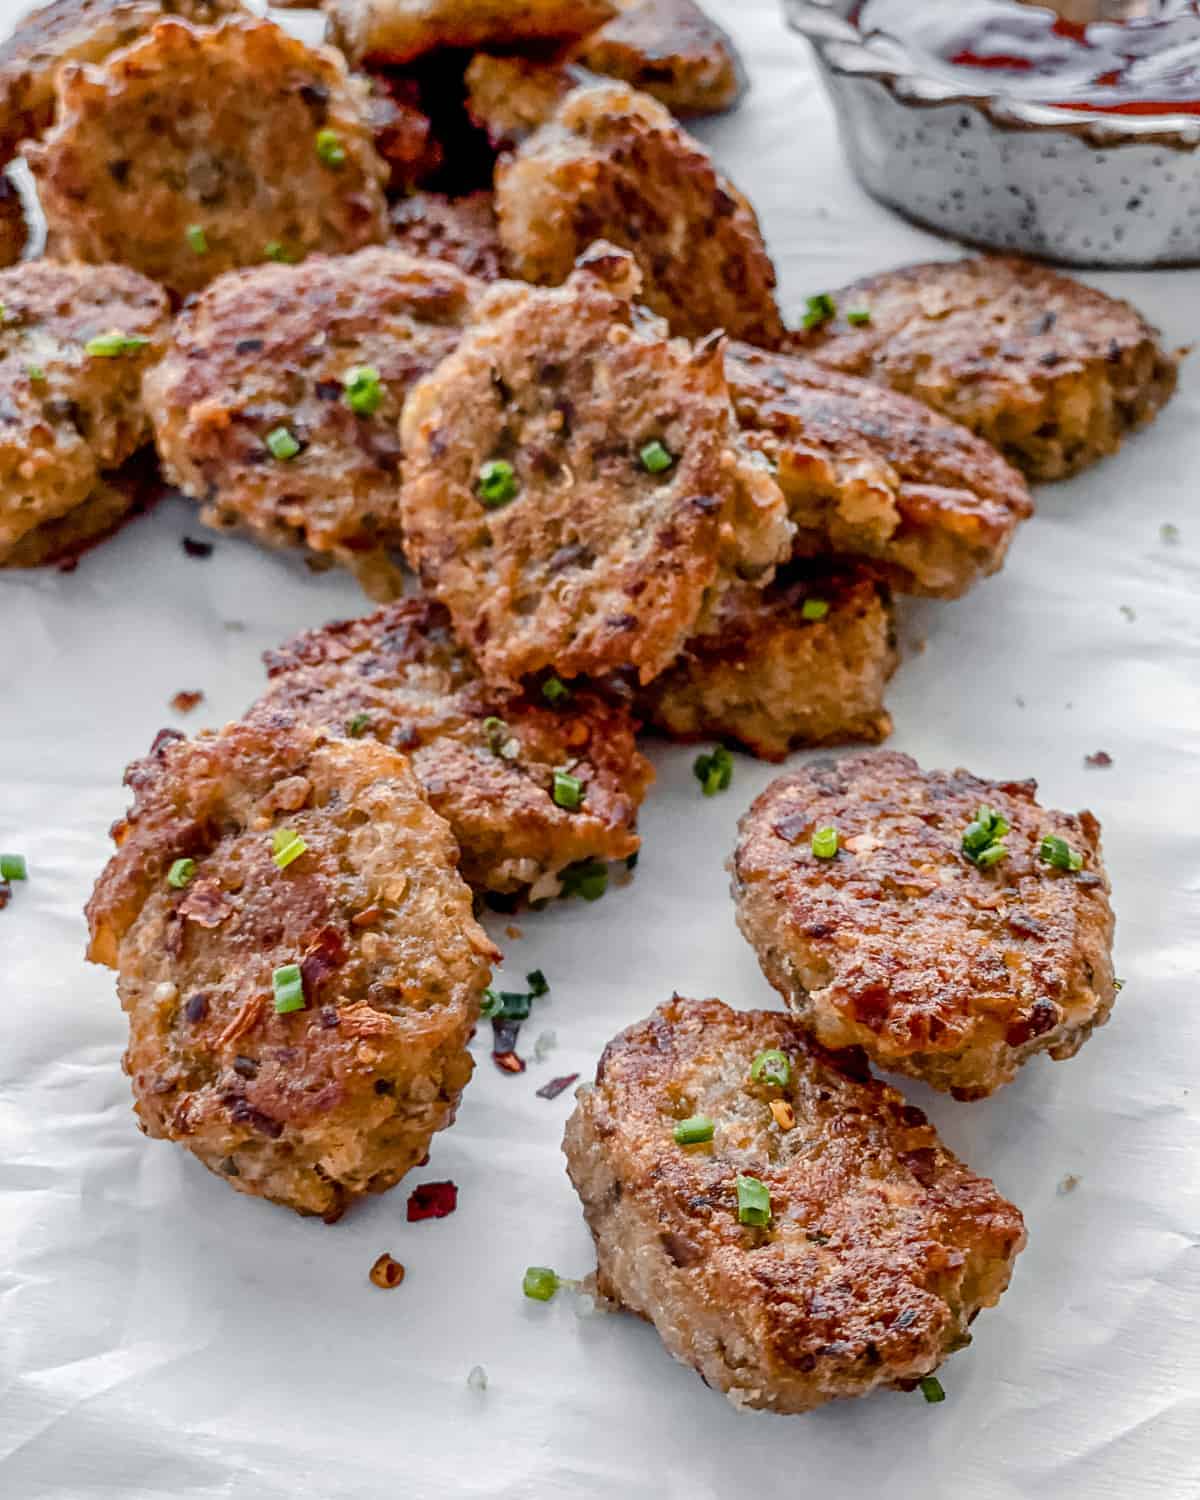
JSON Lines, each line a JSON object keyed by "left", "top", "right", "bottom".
{"left": 784, "top": 0, "right": 1200, "bottom": 266}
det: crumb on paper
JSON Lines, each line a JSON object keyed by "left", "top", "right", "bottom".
{"left": 533, "top": 1029, "right": 556, "bottom": 1062}
{"left": 1119, "top": 604, "right": 1136, "bottom": 623}
{"left": 1160, "top": 522, "right": 1180, "bottom": 545}
{"left": 224, "top": 620, "right": 247, "bottom": 633}
{"left": 505, "top": 924, "right": 523, "bottom": 941}
{"left": 1015, "top": 695, "right": 1025, "bottom": 708}
{"left": 182, "top": 536, "right": 213, "bottom": 558}
{"left": 536, "top": 1072, "right": 579, "bottom": 1100}
{"left": 1058, "top": 1174, "right": 1081, "bottom": 1195}
{"left": 406, "top": 1180, "right": 458, "bottom": 1221}
{"left": 1085, "top": 750, "right": 1113, "bottom": 768}
{"left": 369, "top": 1252, "right": 405, "bottom": 1289}
{"left": 0, "top": 881, "right": 10, "bottom": 910}
{"left": 466, "top": 1365, "right": 488, "bottom": 1392}
{"left": 170, "top": 690, "right": 204, "bottom": 714}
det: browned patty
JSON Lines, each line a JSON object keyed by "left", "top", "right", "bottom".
{"left": 726, "top": 342, "right": 1033, "bottom": 599}
{"left": 258, "top": 596, "right": 655, "bottom": 897}
{"left": 495, "top": 81, "right": 782, "bottom": 346}
{"left": 0, "top": 0, "right": 243, "bottom": 164}
{"left": 576, "top": 0, "right": 745, "bottom": 117}
{"left": 28, "top": 17, "right": 389, "bottom": 300}
{"left": 362, "top": 70, "right": 442, "bottom": 193}
{"left": 0, "top": 258, "right": 169, "bottom": 558}
{"left": 326, "top": 0, "right": 615, "bottom": 65}
{"left": 389, "top": 191, "right": 502, "bottom": 281}
{"left": 788, "top": 257, "right": 1179, "bottom": 482}
{"left": 400, "top": 244, "right": 792, "bottom": 686}
{"left": 143, "top": 248, "right": 478, "bottom": 598}
{"left": 639, "top": 562, "right": 897, "bottom": 760}
{"left": 732, "top": 751, "right": 1118, "bottom": 1100}
{"left": 463, "top": 50, "right": 576, "bottom": 153}
{"left": 85, "top": 709, "right": 498, "bottom": 1220}
{"left": 564, "top": 996, "right": 1027, "bottom": 1413}
{"left": 0, "top": 451, "right": 159, "bottom": 567}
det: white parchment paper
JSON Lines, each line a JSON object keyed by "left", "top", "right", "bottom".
{"left": 2, "top": 1, "right": 1199, "bottom": 1494}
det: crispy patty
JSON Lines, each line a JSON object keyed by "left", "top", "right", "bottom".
{"left": 788, "top": 257, "right": 1179, "bottom": 482}
{"left": 495, "top": 81, "right": 782, "bottom": 346}
{"left": 564, "top": 996, "right": 1026, "bottom": 1413}
{"left": 0, "top": 258, "right": 169, "bottom": 557}
{"left": 85, "top": 709, "right": 498, "bottom": 1220}
{"left": 732, "top": 751, "right": 1117, "bottom": 1100}
{"left": 0, "top": 452, "right": 158, "bottom": 567}
{"left": 326, "top": 0, "right": 615, "bottom": 65}
{"left": 639, "top": 562, "right": 897, "bottom": 760}
{"left": 389, "top": 191, "right": 502, "bottom": 281}
{"left": 726, "top": 342, "right": 1033, "bottom": 599}
{"left": 0, "top": 0, "right": 243, "bottom": 163}
{"left": 144, "top": 247, "right": 478, "bottom": 598}
{"left": 576, "top": 0, "right": 745, "bottom": 117}
{"left": 463, "top": 50, "right": 576, "bottom": 153}
{"left": 400, "top": 245, "right": 792, "bottom": 686}
{"left": 259, "top": 596, "right": 655, "bottom": 897}
{"left": 28, "top": 17, "right": 388, "bottom": 300}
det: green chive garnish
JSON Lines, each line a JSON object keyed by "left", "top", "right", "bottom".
{"left": 343, "top": 365, "right": 384, "bottom": 417}
{"left": 480, "top": 989, "right": 503, "bottom": 1018}
{"left": 315, "top": 128, "right": 346, "bottom": 168}
{"left": 846, "top": 307, "right": 872, "bottom": 326}
{"left": 1039, "top": 834, "right": 1083, "bottom": 872}
{"left": 750, "top": 1048, "right": 790, "bottom": 1088}
{"left": 85, "top": 332, "right": 149, "bottom": 357}
{"left": 186, "top": 224, "right": 208, "bottom": 255}
{"left": 1, "top": 853, "right": 28, "bottom": 881}
{"left": 27, "top": 364, "right": 45, "bottom": 382}
{"left": 264, "top": 241, "right": 296, "bottom": 264}
{"left": 541, "top": 676, "right": 570, "bottom": 706}
{"left": 693, "top": 746, "right": 733, "bottom": 797}
{"left": 736, "top": 1174, "right": 771, "bottom": 1227}
{"left": 802, "top": 293, "right": 837, "bottom": 331}
{"left": 477, "top": 459, "right": 518, "bottom": 508}
{"left": 801, "top": 598, "right": 830, "bottom": 622}
{"left": 527, "top": 969, "right": 549, "bottom": 997}
{"left": 974, "top": 842, "right": 1009, "bottom": 869}
{"left": 522, "top": 1265, "right": 559, "bottom": 1301}
{"left": 483, "top": 715, "right": 508, "bottom": 754}
{"left": 639, "top": 439, "right": 673, "bottom": 474}
{"left": 562, "top": 859, "right": 607, "bottom": 901}
{"left": 166, "top": 857, "right": 194, "bottom": 889}
{"left": 271, "top": 827, "right": 307, "bottom": 869}
{"left": 674, "top": 1115, "right": 715, "bottom": 1145}
{"left": 919, "top": 1375, "right": 946, "bottom": 1404}
{"left": 272, "top": 963, "right": 306, "bottom": 1014}
{"left": 265, "top": 426, "right": 300, "bottom": 461}
{"left": 811, "top": 826, "right": 839, "bottom": 860}
{"left": 552, "top": 770, "right": 584, "bottom": 810}
{"left": 962, "top": 806, "right": 1009, "bottom": 867}
{"left": 346, "top": 711, "right": 370, "bottom": 738}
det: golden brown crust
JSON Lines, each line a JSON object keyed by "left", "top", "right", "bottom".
{"left": 639, "top": 562, "right": 897, "bottom": 759}
{"left": 576, "top": 0, "right": 745, "bottom": 117}
{"left": 495, "top": 81, "right": 782, "bottom": 346}
{"left": 400, "top": 246, "right": 792, "bottom": 686}
{"left": 563, "top": 996, "right": 1026, "bottom": 1412}
{"left": 731, "top": 751, "right": 1117, "bottom": 1100}
{"left": 143, "top": 247, "right": 478, "bottom": 596}
{"left": 788, "top": 257, "right": 1179, "bottom": 482}
{"left": 389, "top": 191, "right": 502, "bottom": 281}
{"left": 0, "top": 457, "right": 158, "bottom": 566}
{"left": 258, "top": 596, "right": 655, "bottom": 896}
{"left": 28, "top": 17, "right": 389, "bottom": 300}
{"left": 326, "top": 0, "right": 615, "bottom": 66}
{"left": 0, "top": 258, "right": 169, "bottom": 554}
{"left": 726, "top": 341, "right": 1033, "bottom": 599}
{"left": 463, "top": 50, "right": 575, "bottom": 153}
{"left": 0, "top": 0, "right": 243, "bottom": 163}
{"left": 85, "top": 709, "right": 497, "bottom": 1219}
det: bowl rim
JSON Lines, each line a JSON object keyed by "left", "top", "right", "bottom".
{"left": 783, "top": 0, "right": 1200, "bottom": 147}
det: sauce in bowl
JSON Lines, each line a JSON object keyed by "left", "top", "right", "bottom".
{"left": 853, "top": 0, "right": 1200, "bottom": 114}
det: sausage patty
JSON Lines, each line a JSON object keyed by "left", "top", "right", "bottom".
{"left": 326, "top": 0, "right": 615, "bottom": 65}
{"left": 576, "top": 0, "right": 745, "bottom": 117}
{"left": 389, "top": 191, "right": 503, "bottom": 281}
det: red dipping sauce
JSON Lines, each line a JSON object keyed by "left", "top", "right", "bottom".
{"left": 853, "top": 0, "right": 1200, "bottom": 114}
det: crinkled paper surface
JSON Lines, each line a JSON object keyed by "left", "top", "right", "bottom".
{"left": 2, "top": 1, "right": 1199, "bottom": 1495}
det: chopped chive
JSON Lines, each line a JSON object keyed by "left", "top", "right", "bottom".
{"left": 552, "top": 770, "right": 584, "bottom": 810}
{"left": 166, "top": 857, "right": 194, "bottom": 888}
{"left": 801, "top": 598, "right": 830, "bottom": 622}
{"left": 271, "top": 827, "right": 307, "bottom": 869}
{"left": 562, "top": 859, "right": 607, "bottom": 901}
{"left": 962, "top": 805, "right": 1009, "bottom": 866}
{"left": 750, "top": 1048, "right": 791, "bottom": 1088}
{"left": 343, "top": 364, "right": 385, "bottom": 417}
{"left": 639, "top": 439, "right": 673, "bottom": 474}
{"left": 346, "top": 711, "right": 370, "bottom": 738}
{"left": 693, "top": 745, "right": 733, "bottom": 797}
{"left": 485, "top": 988, "right": 532, "bottom": 1020}
{"left": 315, "top": 128, "right": 346, "bottom": 168}
{"left": 541, "top": 676, "right": 570, "bottom": 706}
{"left": 186, "top": 224, "right": 208, "bottom": 255}
{"left": 736, "top": 1174, "right": 771, "bottom": 1227}
{"left": 919, "top": 1375, "right": 946, "bottom": 1404}
{"left": 272, "top": 962, "right": 306, "bottom": 1014}
{"left": 802, "top": 292, "right": 837, "bottom": 331}
{"left": 673, "top": 1115, "right": 715, "bottom": 1145}
{"left": 483, "top": 715, "right": 508, "bottom": 754}
{"left": 0, "top": 853, "right": 27, "bottom": 881}
{"left": 480, "top": 988, "right": 504, "bottom": 1018}
{"left": 264, "top": 241, "right": 296, "bottom": 264}
{"left": 27, "top": 364, "right": 45, "bottom": 382}
{"left": 1039, "top": 834, "right": 1083, "bottom": 872}
{"left": 526, "top": 969, "right": 549, "bottom": 997}
{"left": 85, "top": 332, "right": 149, "bottom": 357}
{"left": 846, "top": 307, "right": 872, "bottom": 326}
{"left": 477, "top": 458, "right": 518, "bottom": 508}
{"left": 811, "top": 825, "right": 839, "bottom": 860}
{"left": 1113, "top": 977, "right": 1125, "bottom": 992}
{"left": 974, "top": 842, "right": 1009, "bottom": 869}
{"left": 265, "top": 426, "right": 300, "bottom": 461}
{"left": 522, "top": 1265, "right": 560, "bottom": 1301}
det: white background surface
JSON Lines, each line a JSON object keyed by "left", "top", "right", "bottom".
{"left": 2, "top": 1, "right": 1199, "bottom": 1495}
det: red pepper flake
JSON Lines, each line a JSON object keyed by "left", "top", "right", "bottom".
{"left": 406, "top": 1180, "right": 458, "bottom": 1221}
{"left": 0, "top": 880, "right": 11, "bottom": 910}
{"left": 369, "top": 1252, "right": 406, "bottom": 1289}
{"left": 536, "top": 1072, "right": 579, "bottom": 1100}
{"left": 170, "top": 690, "right": 204, "bottom": 714}
{"left": 1085, "top": 750, "right": 1113, "bottom": 768}
{"left": 183, "top": 536, "right": 213, "bottom": 558}
{"left": 351, "top": 905, "right": 383, "bottom": 928}
{"left": 300, "top": 926, "right": 347, "bottom": 998}
{"left": 494, "top": 1050, "right": 526, "bottom": 1074}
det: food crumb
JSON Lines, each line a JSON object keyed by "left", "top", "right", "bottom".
{"left": 505, "top": 924, "right": 523, "bottom": 940}
{"left": 536, "top": 1072, "right": 579, "bottom": 1100}
{"left": 1058, "top": 1173, "right": 1081, "bottom": 1195}
{"left": 1085, "top": 750, "right": 1113, "bottom": 768}
{"left": 369, "top": 1252, "right": 406, "bottom": 1289}
{"left": 0, "top": 881, "right": 10, "bottom": 910}
{"left": 170, "top": 690, "right": 204, "bottom": 714}
{"left": 182, "top": 535, "right": 213, "bottom": 558}
{"left": 1014, "top": 695, "right": 1025, "bottom": 708}
{"left": 573, "top": 1292, "right": 598, "bottom": 1319}
{"left": 224, "top": 620, "right": 246, "bottom": 632}
{"left": 1119, "top": 604, "right": 1136, "bottom": 623}
{"left": 466, "top": 1365, "right": 488, "bottom": 1392}
{"left": 1160, "top": 522, "right": 1180, "bottom": 545}
{"left": 407, "top": 1180, "right": 458, "bottom": 1221}
{"left": 533, "top": 1029, "right": 556, "bottom": 1062}
{"left": 770, "top": 1099, "right": 796, "bottom": 1131}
